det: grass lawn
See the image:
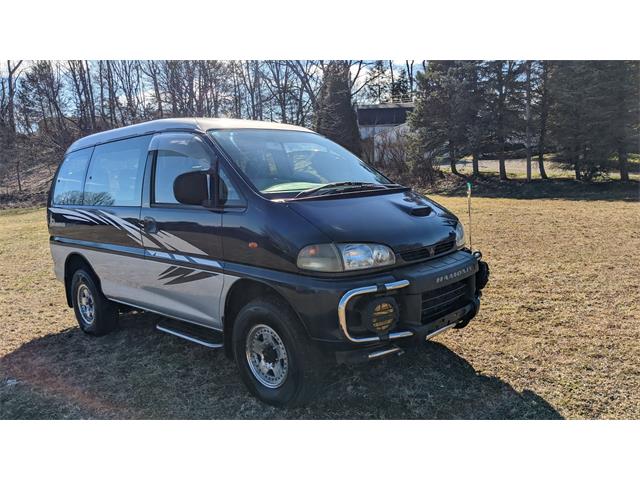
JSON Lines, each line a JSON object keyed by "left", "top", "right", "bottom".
{"left": 1, "top": 193, "right": 639, "bottom": 419}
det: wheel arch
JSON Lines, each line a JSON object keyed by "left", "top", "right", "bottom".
{"left": 222, "top": 278, "right": 308, "bottom": 359}
{"left": 63, "top": 252, "right": 101, "bottom": 308}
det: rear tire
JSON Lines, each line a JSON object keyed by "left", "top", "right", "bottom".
{"left": 233, "top": 296, "right": 321, "bottom": 407}
{"left": 71, "top": 268, "right": 118, "bottom": 336}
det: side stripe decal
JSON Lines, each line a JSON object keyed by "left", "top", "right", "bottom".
{"left": 50, "top": 237, "right": 223, "bottom": 272}
{"left": 157, "top": 266, "right": 217, "bottom": 285}
{"left": 49, "top": 207, "right": 209, "bottom": 257}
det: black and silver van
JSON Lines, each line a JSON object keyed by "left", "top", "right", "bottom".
{"left": 48, "top": 118, "right": 489, "bottom": 406}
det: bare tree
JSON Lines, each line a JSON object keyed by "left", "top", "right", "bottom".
{"left": 0, "top": 60, "right": 24, "bottom": 133}
{"left": 405, "top": 60, "right": 415, "bottom": 93}
{"left": 141, "top": 61, "right": 164, "bottom": 118}
{"left": 524, "top": 60, "right": 533, "bottom": 181}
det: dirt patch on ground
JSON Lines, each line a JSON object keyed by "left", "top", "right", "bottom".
{"left": 0, "top": 196, "right": 639, "bottom": 419}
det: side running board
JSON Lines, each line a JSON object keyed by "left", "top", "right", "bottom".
{"left": 156, "top": 318, "right": 223, "bottom": 349}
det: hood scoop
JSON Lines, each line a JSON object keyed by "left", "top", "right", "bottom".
{"left": 410, "top": 206, "right": 433, "bottom": 217}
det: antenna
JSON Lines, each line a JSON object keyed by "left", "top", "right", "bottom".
{"left": 467, "top": 181, "right": 473, "bottom": 250}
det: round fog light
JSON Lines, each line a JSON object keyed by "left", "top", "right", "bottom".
{"left": 364, "top": 297, "right": 399, "bottom": 335}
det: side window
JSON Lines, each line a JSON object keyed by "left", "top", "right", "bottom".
{"left": 83, "top": 135, "right": 151, "bottom": 207}
{"left": 152, "top": 133, "right": 213, "bottom": 205}
{"left": 52, "top": 148, "right": 93, "bottom": 205}
{"left": 219, "top": 167, "right": 244, "bottom": 207}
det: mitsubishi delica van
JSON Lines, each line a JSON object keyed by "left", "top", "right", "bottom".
{"left": 48, "top": 118, "right": 490, "bottom": 406}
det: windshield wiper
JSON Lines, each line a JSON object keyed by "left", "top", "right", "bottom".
{"left": 294, "top": 182, "right": 395, "bottom": 199}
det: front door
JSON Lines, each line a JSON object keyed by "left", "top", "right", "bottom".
{"left": 138, "top": 132, "right": 225, "bottom": 328}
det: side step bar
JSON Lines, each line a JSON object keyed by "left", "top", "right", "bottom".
{"left": 156, "top": 318, "right": 223, "bottom": 349}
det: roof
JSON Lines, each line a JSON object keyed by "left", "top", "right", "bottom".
{"left": 357, "top": 103, "right": 414, "bottom": 127}
{"left": 66, "top": 117, "right": 314, "bottom": 153}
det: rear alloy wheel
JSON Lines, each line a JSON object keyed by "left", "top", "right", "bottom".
{"left": 77, "top": 284, "right": 96, "bottom": 326}
{"left": 71, "top": 268, "right": 118, "bottom": 336}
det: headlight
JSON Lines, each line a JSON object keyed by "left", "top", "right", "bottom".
{"left": 455, "top": 222, "right": 465, "bottom": 248}
{"left": 297, "top": 243, "right": 395, "bottom": 272}
{"left": 296, "top": 244, "right": 343, "bottom": 272}
{"left": 338, "top": 243, "right": 395, "bottom": 271}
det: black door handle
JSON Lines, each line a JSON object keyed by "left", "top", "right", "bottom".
{"left": 143, "top": 216, "right": 158, "bottom": 234}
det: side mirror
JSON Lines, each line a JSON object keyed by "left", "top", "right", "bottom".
{"left": 173, "top": 171, "right": 210, "bottom": 206}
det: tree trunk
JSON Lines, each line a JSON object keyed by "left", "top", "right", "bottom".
{"left": 537, "top": 148, "right": 548, "bottom": 179}
{"left": 472, "top": 150, "right": 480, "bottom": 177}
{"left": 15, "top": 159, "right": 22, "bottom": 193}
{"left": 497, "top": 114, "right": 507, "bottom": 180}
{"left": 449, "top": 140, "right": 459, "bottom": 175}
{"left": 525, "top": 61, "right": 532, "bottom": 182}
{"left": 618, "top": 143, "right": 630, "bottom": 181}
{"left": 498, "top": 153, "right": 507, "bottom": 180}
{"left": 84, "top": 61, "right": 97, "bottom": 130}
{"left": 538, "top": 61, "right": 549, "bottom": 179}
{"left": 6, "top": 60, "right": 23, "bottom": 134}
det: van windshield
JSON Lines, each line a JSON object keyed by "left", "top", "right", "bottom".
{"left": 208, "top": 129, "right": 394, "bottom": 198}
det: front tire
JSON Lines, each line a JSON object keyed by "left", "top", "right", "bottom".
{"left": 71, "top": 268, "right": 118, "bottom": 336}
{"left": 233, "top": 297, "right": 321, "bottom": 407}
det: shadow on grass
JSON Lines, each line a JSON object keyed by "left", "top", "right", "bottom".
{"left": 423, "top": 174, "right": 640, "bottom": 202}
{"left": 0, "top": 311, "right": 562, "bottom": 420}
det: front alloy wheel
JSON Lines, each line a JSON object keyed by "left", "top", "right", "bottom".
{"left": 233, "top": 297, "right": 323, "bottom": 407}
{"left": 245, "top": 324, "right": 289, "bottom": 388}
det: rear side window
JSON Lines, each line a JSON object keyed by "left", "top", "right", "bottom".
{"left": 52, "top": 148, "right": 92, "bottom": 205}
{"left": 83, "top": 135, "right": 151, "bottom": 207}
{"left": 152, "top": 133, "right": 213, "bottom": 204}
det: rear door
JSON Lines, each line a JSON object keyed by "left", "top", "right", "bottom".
{"left": 50, "top": 136, "right": 151, "bottom": 304}
{"left": 137, "top": 132, "right": 225, "bottom": 328}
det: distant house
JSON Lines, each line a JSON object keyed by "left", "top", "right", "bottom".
{"left": 356, "top": 102, "right": 414, "bottom": 165}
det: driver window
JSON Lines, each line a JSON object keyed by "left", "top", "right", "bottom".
{"left": 152, "top": 133, "right": 214, "bottom": 205}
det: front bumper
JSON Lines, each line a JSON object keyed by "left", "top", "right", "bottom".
{"left": 331, "top": 250, "right": 488, "bottom": 363}
{"left": 276, "top": 249, "right": 489, "bottom": 355}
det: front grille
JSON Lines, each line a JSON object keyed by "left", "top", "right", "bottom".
{"left": 421, "top": 280, "right": 469, "bottom": 324}
{"left": 400, "top": 240, "right": 455, "bottom": 263}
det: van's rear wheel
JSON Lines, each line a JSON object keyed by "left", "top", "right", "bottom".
{"left": 233, "top": 297, "right": 321, "bottom": 407}
{"left": 71, "top": 269, "right": 118, "bottom": 336}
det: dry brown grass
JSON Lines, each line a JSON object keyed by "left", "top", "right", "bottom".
{"left": 1, "top": 192, "right": 639, "bottom": 419}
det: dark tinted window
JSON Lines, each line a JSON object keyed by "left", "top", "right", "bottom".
{"left": 52, "top": 148, "right": 92, "bottom": 205}
{"left": 83, "top": 136, "right": 151, "bottom": 207}
{"left": 152, "top": 134, "right": 212, "bottom": 204}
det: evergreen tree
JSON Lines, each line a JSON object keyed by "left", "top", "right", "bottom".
{"left": 598, "top": 61, "right": 639, "bottom": 181}
{"left": 409, "top": 61, "right": 477, "bottom": 176}
{"left": 365, "top": 60, "right": 390, "bottom": 103}
{"left": 548, "top": 61, "right": 615, "bottom": 180}
{"left": 315, "top": 61, "right": 362, "bottom": 156}
{"left": 465, "top": 61, "right": 487, "bottom": 177}
{"left": 390, "top": 69, "right": 409, "bottom": 100}
{"left": 484, "top": 61, "right": 525, "bottom": 180}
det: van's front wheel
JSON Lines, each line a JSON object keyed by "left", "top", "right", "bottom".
{"left": 233, "top": 297, "right": 320, "bottom": 407}
{"left": 71, "top": 269, "right": 118, "bottom": 336}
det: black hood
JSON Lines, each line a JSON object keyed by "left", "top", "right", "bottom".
{"left": 286, "top": 190, "right": 459, "bottom": 254}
